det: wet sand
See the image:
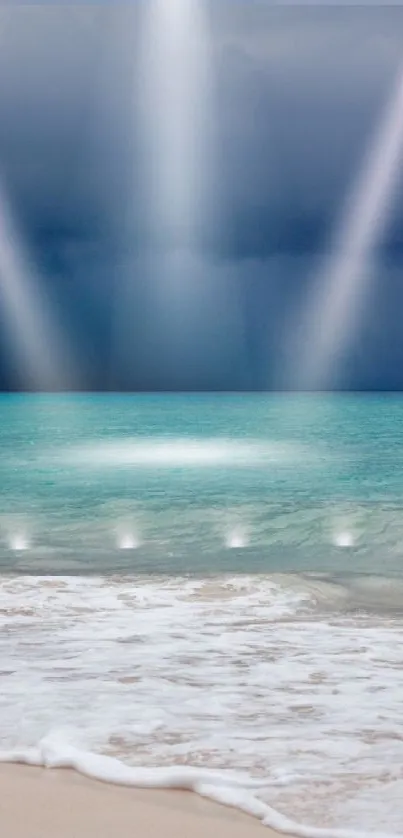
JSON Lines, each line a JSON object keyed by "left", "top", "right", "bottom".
{"left": 0, "top": 764, "right": 274, "bottom": 838}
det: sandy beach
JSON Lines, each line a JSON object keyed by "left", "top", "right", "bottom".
{"left": 0, "top": 765, "right": 273, "bottom": 838}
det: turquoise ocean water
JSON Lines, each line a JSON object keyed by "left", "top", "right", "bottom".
{"left": 1, "top": 392, "right": 403, "bottom": 580}
{"left": 2, "top": 393, "right": 403, "bottom": 833}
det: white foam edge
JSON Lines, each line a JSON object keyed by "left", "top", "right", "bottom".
{"left": 0, "top": 736, "right": 400, "bottom": 838}
{"left": 0, "top": 735, "right": 265, "bottom": 790}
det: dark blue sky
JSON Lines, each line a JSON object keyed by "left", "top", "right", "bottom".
{"left": 0, "top": 3, "right": 402, "bottom": 390}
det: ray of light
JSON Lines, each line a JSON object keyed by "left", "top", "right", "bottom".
{"left": 0, "top": 183, "right": 75, "bottom": 390}
{"left": 111, "top": 0, "right": 215, "bottom": 386}
{"left": 137, "top": 0, "right": 212, "bottom": 251}
{"left": 295, "top": 67, "right": 403, "bottom": 391}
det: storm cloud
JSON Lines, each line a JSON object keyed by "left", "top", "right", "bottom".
{"left": 0, "top": 3, "right": 402, "bottom": 389}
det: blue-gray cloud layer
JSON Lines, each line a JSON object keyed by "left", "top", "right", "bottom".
{"left": 0, "top": 3, "right": 402, "bottom": 389}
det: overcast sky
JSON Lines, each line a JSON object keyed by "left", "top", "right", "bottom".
{"left": 0, "top": 2, "right": 402, "bottom": 390}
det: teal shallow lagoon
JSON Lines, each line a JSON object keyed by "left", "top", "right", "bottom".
{"left": 1, "top": 393, "right": 403, "bottom": 582}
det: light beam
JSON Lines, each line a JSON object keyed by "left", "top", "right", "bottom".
{"left": 0, "top": 183, "right": 75, "bottom": 390}
{"left": 137, "top": 0, "right": 212, "bottom": 251}
{"left": 295, "top": 66, "right": 403, "bottom": 391}
{"left": 112, "top": 0, "right": 215, "bottom": 386}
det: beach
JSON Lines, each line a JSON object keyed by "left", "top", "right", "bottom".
{"left": 0, "top": 765, "right": 269, "bottom": 838}
{"left": 1, "top": 395, "right": 403, "bottom": 834}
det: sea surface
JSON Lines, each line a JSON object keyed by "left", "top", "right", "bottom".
{"left": 1, "top": 393, "right": 403, "bottom": 834}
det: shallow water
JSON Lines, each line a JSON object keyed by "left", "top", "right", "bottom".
{"left": 1, "top": 392, "right": 403, "bottom": 577}
{"left": 1, "top": 394, "right": 403, "bottom": 833}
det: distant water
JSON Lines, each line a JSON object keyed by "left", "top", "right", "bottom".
{"left": 2, "top": 391, "right": 403, "bottom": 579}
{"left": 2, "top": 394, "right": 403, "bottom": 834}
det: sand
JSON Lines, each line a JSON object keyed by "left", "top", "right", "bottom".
{"left": 0, "top": 764, "right": 275, "bottom": 838}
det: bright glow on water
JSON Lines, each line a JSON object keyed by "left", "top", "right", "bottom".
{"left": 334, "top": 531, "right": 355, "bottom": 548}
{"left": 9, "top": 533, "right": 29, "bottom": 551}
{"left": 225, "top": 527, "right": 248, "bottom": 549}
{"left": 296, "top": 66, "right": 403, "bottom": 390}
{"left": 0, "top": 186, "right": 75, "bottom": 389}
{"left": 117, "top": 533, "right": 139, "bottom": 550}
{"left": 61, "top": 438, "right": 314, "bottom": 469}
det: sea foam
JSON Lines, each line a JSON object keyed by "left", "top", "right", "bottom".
{"left": 0, "top": 734, "right": 401, "bottom": 838}
{"left": 1, "top": 574, "right": 403, "bottom": 832}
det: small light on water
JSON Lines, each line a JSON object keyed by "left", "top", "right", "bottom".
{"left": 118, "top": 533, "right": 139, "bottom": 550}
{"left": 226, "top": 528, "right": 248, "bottom": 549}
{"left": 9, "top": 534, "right": 29, "bottom": 551}
{"left": 334, "top": 531, "right": 354, "bottom": 548}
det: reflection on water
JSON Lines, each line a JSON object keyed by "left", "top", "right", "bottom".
{"left": 8, "top": 533, "right": 30, "bottom": 552}
{"left": 117, "top": 532, "right": 140, "bottom": 551}
{"left": 333, "top": 531, "right": 355, "bottom": 548}
{"left": 225, "top": 526, "right": 248, "bottom": 549}
{"left": 60, "top": 437, "right": 314, "bottom": 468}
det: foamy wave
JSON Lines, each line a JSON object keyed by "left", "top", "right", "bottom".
{"left": 0, "top": 734, "right": 400, "bottom": 838}
{"left": 1, "top": 574, "right": 403, "bottom": 831}
{"left": 0, "top": 732, "right": 265, "bottom": 788}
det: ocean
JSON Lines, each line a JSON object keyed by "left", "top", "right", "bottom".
{"left": 1, "top": 393, "right": 403, "bottom": 834}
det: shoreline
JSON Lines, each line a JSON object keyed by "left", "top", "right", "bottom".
{"left": 0, "top": 764, "right": 273, "bottom": 837}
